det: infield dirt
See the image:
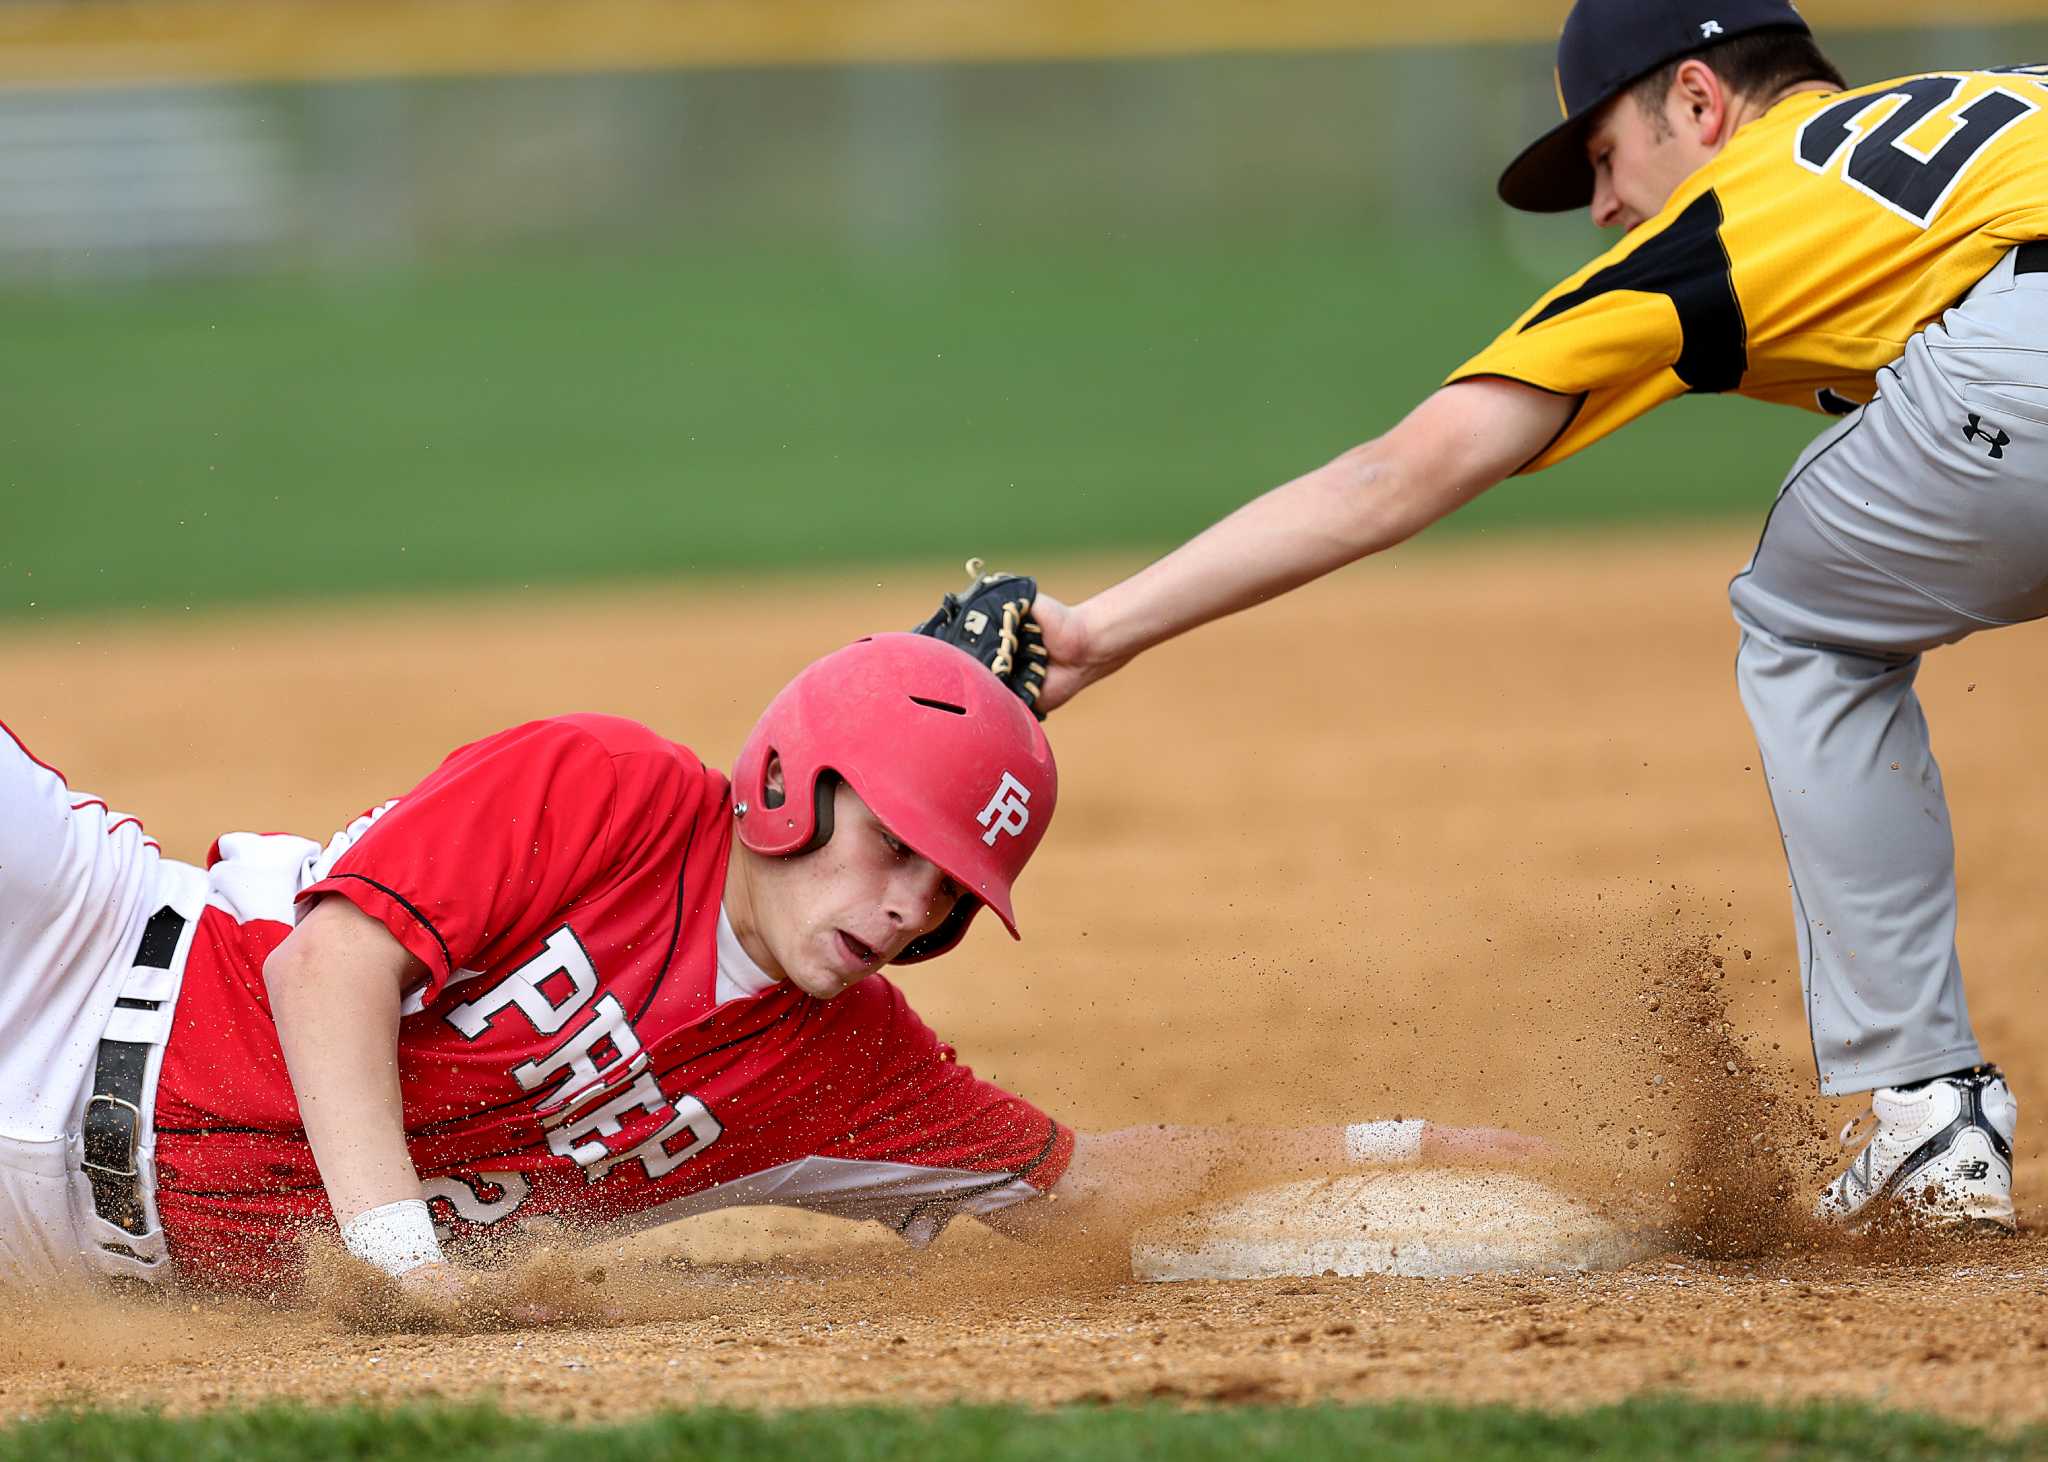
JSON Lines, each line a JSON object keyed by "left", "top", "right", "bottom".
{"left": 4, "top": 524, "right": 2047, "bottom": 1421}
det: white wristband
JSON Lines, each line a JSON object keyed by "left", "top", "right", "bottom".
{"left": 1344, "top": 1118, "right": 1426, "bottom": 1166}
{"left": 341, "top": 1198, "right": 443, "bottom": 1277}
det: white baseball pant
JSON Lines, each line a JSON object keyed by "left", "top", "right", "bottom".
{"left": 0, "top": 720, "right": 202, "bottom": 1284}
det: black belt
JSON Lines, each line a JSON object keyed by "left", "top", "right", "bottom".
{"left": 82, "top": 904, "right": 184, "bottom": 1238}
{"left": 2017, "top": 241, "right": 2048, "bottom": 277}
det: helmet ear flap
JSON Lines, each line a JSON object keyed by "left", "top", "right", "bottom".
{"left": 735, "top": 748, "right": 840, "bottom": 858}
{"left": 803, "top": 772, "right": 840, "bottom": 854}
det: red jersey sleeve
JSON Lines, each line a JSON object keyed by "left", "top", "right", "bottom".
{"left": 298, "top": 718, "right": 622, "bottom": 1002}
{"left": 820, "top": 980, "right": 1074, "bottom": 1201}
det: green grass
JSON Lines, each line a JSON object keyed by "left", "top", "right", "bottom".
{"left": 0, "top": 237, "right": 1820, "bottom": 618}
{"left": 6, "top": 1398, "right": 2044, "bottom": 1462}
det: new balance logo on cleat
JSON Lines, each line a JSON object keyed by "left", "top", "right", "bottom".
{"left": 1817, "top": 1067, "right": 2016, "bottom": 1231}
{"left": 1964, "top": 414, "right": 2011, "bottom": 458}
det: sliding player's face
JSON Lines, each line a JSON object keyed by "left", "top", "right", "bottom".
{"left": 755, "top": 781, "right": 962, "bottom": 1001}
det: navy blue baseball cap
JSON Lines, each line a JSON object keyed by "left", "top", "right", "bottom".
{"left": 1498, "top": 0, "right": 1812, "bottom": 213}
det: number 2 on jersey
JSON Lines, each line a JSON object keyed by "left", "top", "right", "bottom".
{"left": 1796, "top": 74, "right": 2042, "bottom": 228}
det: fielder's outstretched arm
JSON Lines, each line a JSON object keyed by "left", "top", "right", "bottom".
{"left": 983, "top": 1118, "right": 1545, "bottom": 1245}
{"left": 1032, "top": 378, "right": 1575, "bottom": 712}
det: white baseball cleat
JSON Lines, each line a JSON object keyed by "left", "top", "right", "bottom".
{"left": 1816, "top": 1067, "right": 2016, "bottom": 1231}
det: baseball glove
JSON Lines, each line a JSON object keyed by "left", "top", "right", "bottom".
{"left": 910, "top": 558, "right": 1049, "bottom": 718}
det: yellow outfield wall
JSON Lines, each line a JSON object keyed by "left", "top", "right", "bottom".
{"left": 0, "top": 0, "right": 2039, "bottom": 88}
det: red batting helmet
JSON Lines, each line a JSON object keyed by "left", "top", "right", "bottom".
{"left": 731, "top": 633, "right": 1058, "bottom": 963}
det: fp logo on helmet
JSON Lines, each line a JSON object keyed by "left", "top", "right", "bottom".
{"left": 977, "top": 772, "right": 1032, "bottom": 846}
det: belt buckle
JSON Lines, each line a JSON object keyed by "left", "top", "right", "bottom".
{"left": 82, "top": 1093, "right": 142, "bottom": 1179}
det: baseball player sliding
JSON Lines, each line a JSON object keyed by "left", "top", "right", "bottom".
{"left": 1034, "top": 0, "right": 2048, "bottom": 1229}
{"left": 0, "top": 596, "right": 1532, "bottom": 1296}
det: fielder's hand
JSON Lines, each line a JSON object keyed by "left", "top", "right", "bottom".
{"left": 1027, "top": 591, "right": 1131, "bottom": 716}
{"left": 911, "top": 559, "right": 1049, "bottom": 717}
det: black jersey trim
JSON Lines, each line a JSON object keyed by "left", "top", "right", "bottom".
{"left": 644, "top": 994, "right": 817, "bottom": 1093}
{"left": 1443, "top": 371, "right": 1580, "bottom": 399}
{"left": 631, "top": 842, "right": 694, "bottom": 1025}
{"left": 317, "top": 872, "right": 454, "bottom": 977}
{"left": 1013, "top": 1116, "right": 1066, "bottom": 1182}
{"left": 1439, "top": 371, "right": 1589, "bottom": 476}
{"left": 890, "top": 1117, "right": 1067, "bottom": 1237}
{"left": 1521, "top": 189, "right": 1748, "bottom": 395}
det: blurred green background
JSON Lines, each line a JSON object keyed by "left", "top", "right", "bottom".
{"left": 2, "top": 20, "right": 2042, "bottom": 617}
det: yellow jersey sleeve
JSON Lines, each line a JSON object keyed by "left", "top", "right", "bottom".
{"left": 1451, "top": 66, "right": 2048, "bottom": 475}
{"left": 1449, "top": 192, "right": 1741, "bottom": 472}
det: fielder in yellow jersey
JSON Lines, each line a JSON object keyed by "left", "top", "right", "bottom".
{"left": 1455, "top": 65, "right": 2048, "bottom": 470}
{"left": 1030, "top": 0, "right": 2048, "bottom": 1231}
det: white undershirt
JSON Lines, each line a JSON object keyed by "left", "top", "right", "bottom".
{"left": 714, "top": 904, "right": 780, "bottom": 1006}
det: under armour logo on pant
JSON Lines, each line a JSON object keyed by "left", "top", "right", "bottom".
{"left": 1964, "top": 414, "right": 2011, "bottom": 459}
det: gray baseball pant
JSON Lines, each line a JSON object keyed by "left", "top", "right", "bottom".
{"left": 1728, "top": 244, "right": 2048, "bottom": 1097}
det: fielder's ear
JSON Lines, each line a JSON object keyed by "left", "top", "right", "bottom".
{"left": 1674, "top": 58, "right": 1727, "bottom": 139}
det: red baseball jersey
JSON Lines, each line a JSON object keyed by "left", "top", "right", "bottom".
{"left": 151, "top": 715, "right": 1071, "bottom": 1291}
